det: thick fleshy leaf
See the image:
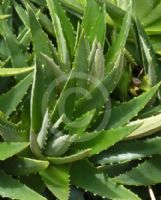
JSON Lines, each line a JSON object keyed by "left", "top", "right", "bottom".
{"left": 74, "top": 53, "right": 124, "bottom": 117}
{"left": 0, "top": 14, "right": 11, "bottom": 20}
{"left": 93, "top": 136, "right": 161, "bottom": 164}
{"left": 0, "top": 67, "right": 33, "bottom": 77}
{"left": 51, "top": 32, "right": 89, "bottom": 123}
{"left": 133, "top": 19, "right": 161, "bottom": 88}
{"left": 0, "top": 142, "right": 29, "bottom": 160}
{"left": 132, "top": 0, "right": 155, "bottom": 20}
{"left": 45, "top": 135, "right": 72, "bottom": 157}
{"left": 48, "top": 149, "right": 91, "bottom": 164}
{"left": 30, "top": 59, "right": 44, "bottom": 159}
{"left": 4, "top": 34, "right": 27, "bottom": 68}
{"left": 0, "top": 112, "right": 26, "bottom": 142}
{"left": 114, "top": 155, "right": 161, "bottom": 186}
{"left": 71, "top": 160, "right": 140, "bottom": 200}
{"left": 37, "top": 109, "right": 49, "bottom": 150}
{"left": 14, "top": 0, "right": 30, "bottom": 28}
{"left": 30, "top": 59, "right": 44, "bottom": 133}
{"left": 40, "top": 165, "right": 70, "bottom": 200}
{"left": 107, "top": 83, "right": 160, "bottom": 128}
{"left": 142, "top": 2, "right": 161, "bottom": 27}
{"left": 0, "top": 73, "right": 33, "bottom": 116}
{"left": 27, "top": 4, "right": 52, "bottom": 59}
{"left": 105, "top": 0, "right": 132, "bottom": 74}
{"left": 74, "top": 124, "right": 139, "bottom": 156}
{"left": 127, "top": 112, "right": 161, "bottom": 139}
{"left": 65, "top": 109, "right": 95, "bottom": 135}
{"left": 0, "top": 170, "right": 46, "bottom": 200}
{"left": 46, "top": 0, "right": 70, "bottom": 67}
{"left": 2, "top": 157, "right": 49, "bottom": 175}
{"left": 47, "top": 0, "right": 75, "bottom": 57}
{"left": 82, "top": 0, "right": 106, "bottom": 46}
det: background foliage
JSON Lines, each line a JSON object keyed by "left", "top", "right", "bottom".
{"left": 0, "top": 0, "right": 161, "bottom": 199}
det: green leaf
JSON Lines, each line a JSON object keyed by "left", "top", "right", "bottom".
{"left": 114, "top": 155, "right": 161, "bottom": 186}
{"left": 30, "top": 59, "right": 44, "bottom": 134}
{"left": 18, "top": 28, "right": 31, "bottom": 53}
{"left": 145, "top": 18, "right": 161, "bottom": 35}
{"left": 107, "top": 83, "right": 161, "bottom": 128}
{"left": 51, "top": 32, "right": 89, "bottom": 123}
{"left": 142, "top": 2, "right": 161, "bottom": 27}
{"left": 0, "top": 170, "right": 46, "bottom": 200}
{"left": 0, "top": 67, "right": 33, "bottom": 77}
{"left": 133, "top": 19, "right": 161, "bottom": 87}
{"left": 4, "top": 33, "right": 27, "bottom": 68}
{"left": 47, "top": 0, "right": 75, "bottom": 58}
{"left": 0, "top": 14, "right": 11, "bottom": 20}
{"left": 48, "top": 149, "right": 91, "bottom": 164}
{"left": 0, "top": 112, "right": 26, "bottom": 142}
{"left": 139, "top": 104, "right": 161, "bottom": 118}
{"left": 37, "top": 109, "right": 49, "bottom": 150}
{"left": 46, "top": 0, "right": 70, "bottom": 68}
{"left": 65, "top": 109, "right": 95, "bottom": 135}
{"left": 27, "top": 4, "right": 52, "bottom": 59}
{"left": 14, "top": 0, "right": 30, "bottom": 28}
{"left": 82, "top": 0, "right": 106, "bottom": 46}
{"left": 24, "top": 0, "right": 55, "bottom": 37}
{"left": 127, "top": 112, "right": 161, "bottom": 139}
{"left": 51, "top": 69, "right": 75, "bottom": 123}
{"left": 74, "top": 53, "right": 124, "bottom": 117}
{"left": 93, "top": 136, "right": 161, "bottom": 164}
{"left": 71, "top": 160, "right": 140, "bottom": 200}
{"left": 105, "top": 0, "right": 132, "bottom": 74}
{"left": 89, "top": 43, "right": 105, "bottom": 88}
{"left": 30, "top": 0, "right": 46, "bottom": 6}
{"left": 59, "top": 0, "right": 84, "bottom": 16}
{"left": 132, "top": 0, "right": 155, "bottom": 20}
{"left": 74, "top": 124, "right": 139, "bottom": 156}
{"left": 0, "top": 73, "right": 33, "bottom": 116}
{"left": 0, "top": 142, "right": 29, "bottom": 160}
{"left": 2, "top": 157, "right": 49, "bottom": 176}
{"left": 101, "top": 0, "right": 124, "bottom": 26}
{"left": 40, "top": 53, "right": 66, "bottom": 79}
{"left": 40, "top": 165, "right": 70, "bottom": 200}
{"left": 74, "top": 31, "right": 89, "bottom": 92}
{"left": 30, "top": 59, "right": 44, "bottom": 158}
{"left": 45, "top": 135, "right": 72, "bottom": 157}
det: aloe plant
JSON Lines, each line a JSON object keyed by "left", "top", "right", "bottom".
{"left": 0, "top": 0, "right": 161, "bottom": 200}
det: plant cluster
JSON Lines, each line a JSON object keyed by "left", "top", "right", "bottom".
{"left": 0, "top": 0, "right": 161, "bottom": 199}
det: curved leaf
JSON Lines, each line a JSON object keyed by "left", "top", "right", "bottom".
{"left": 107, "top": 83, "right": 161, "bottom": 128}
{"left": 105, "top": 0, "right": 132, "bottom": 74}
{"left": 71, "top": 160, "right": 140, "bottom": 200}
{"left": 74, "top": 124, "right": 139, "bottom": 156}
{"left": 27, "top": 4, "right": 52, "bottom": 59}
{"left": 46, "top": 0, "right": 75, "bottom": 57}
{"left": 0, "top": 142, "right": 29, "bottom": 161}
{"left": 48, "top": 149, "right": 91, "bottom": 164}
{"left": 46, "top": 0, "right": 70, "bottom": 67}
{"left": 82, "top": 0, "right": 106, "bottom": 46}
{"left": 114, "top": 155, "right": 161, "bottom": 186}
{"left": 127, "top": 112, "right": 161, "bottom": 139}
{"left": 0, "top": 67, "right": 33, "bottom": 77}
{"left": 0, "top": 170, "right": 46, "bottom": 200}
{"left": 40, "top": 165, "right": 70, "bottom": 200}
{"left": 2, "top": 157, "right": 49, "bottom": 176}
{"left": 93, "top": 136, "right": 161, "bottom": 164}
{"left": 142, "top": 2, "right": 161, "bottom": 27}
{"left": 0, "top": 73, "right": 33, "bottom": 116}
{"left": 37, "top": 109, "right": 49, "bottom": 150}
{"left": 65, "top": 109, "right": 95, "bottom": 135}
